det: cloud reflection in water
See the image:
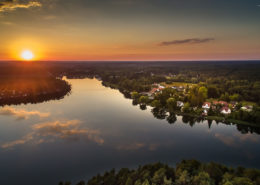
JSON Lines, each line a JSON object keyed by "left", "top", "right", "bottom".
{"left": 1, "top": 120, "right": 104, "bottom": 149}
{"left": 0, "top": 107, "right": 50, "bottom": 120}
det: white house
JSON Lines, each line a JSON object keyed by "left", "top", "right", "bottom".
{"left": 202, "top": 102, "right": 211, "bottom": 109}
{"left": 177, "top": 101, "right": 184, "bottom": 107}
{"left": 241, "top": 106, "right": 253, "bottom": 112}
{"left": 221, "top": 107, "right": 231, "bottom": 115}
{"left": 202, "top": 109, "right": 208, "bottom": 116}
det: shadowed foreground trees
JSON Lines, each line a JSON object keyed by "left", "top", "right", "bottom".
{"left": 58, "top": 160, "right": 260, "bottom": 185}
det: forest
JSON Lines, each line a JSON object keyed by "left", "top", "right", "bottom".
{"left": 49, "top": 61, "right": 260, "bottom": 125}
{"left": 0, "top": 61, "right": 259, "bottom": 125}
{"left": 58, "top": 159, "right": 260, "bottom": 185}
{"left": 0, "top": 62, "right": 71, "bottom": 106}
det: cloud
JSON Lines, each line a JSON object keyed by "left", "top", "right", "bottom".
{"left": 215, "top": 133, "right": 236, "bottom": 147}
{"left": 1, "top": 120, "right": 104, "bottom": 149}
{"left": 0, "top": 0, "right": 41, "bottom": 12}
{"left": 0, "top": 107, "right": 50, "bottom": 120}
{"left": 159, "top": 38, "right": 215, "bottom": 46}
{"left": 234, "top": 133, "right": 259, "bottom": 143}
{"left": 214, "top": 133, "right": 259, "bottom": 147}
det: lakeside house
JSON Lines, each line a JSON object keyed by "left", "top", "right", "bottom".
{"left": 241, "top": 105, "right": 253, "bottom": 112}
{"left": 202, "top": 109, "right": 208, "bottom": 116}
{"left": 149, "top": 88, "right": 160, "bottom": 94}
{"left": 202, "top": 100, "right": 232, "bottom": 115}
{"left": 202, "top": 102, "right": 211, "bottom": 109}
{"left": 146, "top": 84, "right": 166, "bottom": 96}
{"left": 177, "top": 101, "right": 184, "bottom": 108}
{"left": 220, "top": 107, "right": 231, "bottom": 114}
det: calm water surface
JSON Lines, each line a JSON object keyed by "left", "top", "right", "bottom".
{"left": 0, "top": 78, "right": 260, "bottom": 185}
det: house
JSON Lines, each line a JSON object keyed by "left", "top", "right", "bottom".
{"left": 158, "top": 85, "right": 165, "bottom": 89}
{"left": 220, "top": 107, "right": 231, "bottom": 115}
{"left": 177, "top": 101, "right": 184, "bottom": 107}
{"left": 149, "top": 88, "right": 160, "bottom": 94}
{"left": 202, "top": 102, "right": 211, "bottom": 109}
{"left": 212, "top": 101, "right": 218, "bottom": 105}
{"left": 202, "top": 109, "right": 208, "bottom": 116}
{"left": 241, "top": 105, "right": 253, "bottom": 112}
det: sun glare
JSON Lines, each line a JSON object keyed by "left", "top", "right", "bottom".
{"left": 21, "top": 50, "right": 34, "bottom": 61}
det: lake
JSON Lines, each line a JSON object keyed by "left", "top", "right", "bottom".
{"left": 0, "top": 78, "right": 260, "bottom": 185}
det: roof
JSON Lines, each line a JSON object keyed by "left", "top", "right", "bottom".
{"left": 150, "top": 88, "right": 159, "bottom": 94}
{"left": 203, "top": 102, "right": 211, "bottom": 106}
{"left": 221, "top": 107, "right": 230, "bottom": 112}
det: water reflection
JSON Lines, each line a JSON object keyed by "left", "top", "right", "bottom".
{"left": 0, "top": 78, "right": 259, "bottom": 185}
{"left": 0, "top": 77, "right": 71, "bottom": 107}
{"left": 0, "top": 107, "right": 50, "bottom": 120}
{"left": 1, "top": 120, "right": 104, "bottom": 149}
{"left": 214, "top": 133, "right": 259, "bottom": 147}
{"left": 150, "top": 107, "right": 260, "bottom": 135}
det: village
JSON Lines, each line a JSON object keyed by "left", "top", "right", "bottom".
{"left": 138, "top": 82, "right": 254, "bottom": 118}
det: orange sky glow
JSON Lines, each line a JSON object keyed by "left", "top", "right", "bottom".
{"left": 0, "top": 0, "right": 260, "bottom": 61}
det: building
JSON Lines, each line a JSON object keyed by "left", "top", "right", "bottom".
{"left": 202, "top": 102, "right": 211, "bottom": 109}
{"left": 241, "top": 105, "right": 253, "bottom": 112}
{"left": 202, "top": 109, "right": 208, "bottom": 116}
{"left": 177, "top": 101, "right": 184, "bottom": 107}
{"left": 220, "top": 107, "right": 231, "bottom": 114}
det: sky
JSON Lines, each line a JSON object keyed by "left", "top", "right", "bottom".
{"left": 0, "top": 0, "right": 260, "bottom": 61}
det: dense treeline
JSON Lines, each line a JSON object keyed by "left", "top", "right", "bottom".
{"left": 0, "top": 78, "right": 71, "bottom": 106}
{"left": 58, "top": 159, "right": 260, "bottom": 185}
{"left": 42, "top": 61, "right": 260, "bottom": 104}
{"left": 0, "top": 62, "right": 71, "bottom": 106}
{"left": 130, "top": 81, "right": 260, "bottom": 127}
{"left": 1, "top": 61, "right": 259, "bottom": 122}
{"left": 1, "top": 61, "right": 259, "bottom": 103}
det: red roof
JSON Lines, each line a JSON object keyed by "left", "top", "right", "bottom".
{"left": 221, "top": 107, "right": 230, "bottom": 112}
{"left": 219, "top": 101, "right": 228, "bottom": 105}
{"left": 203, "top": 102, "right": 211, "bottom": 106}
{"left": 213, "top": 101, "right": 228, "bottom": 106}
{"left": 150, "top": 88, "right": 159, "bottom": 94}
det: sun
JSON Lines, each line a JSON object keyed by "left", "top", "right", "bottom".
{"left": 21, "top": 50, "right": 34, "bottom": 61}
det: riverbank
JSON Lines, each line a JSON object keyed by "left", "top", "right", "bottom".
{"left": 0, "top": 77, "right": 71, "bottom": 106}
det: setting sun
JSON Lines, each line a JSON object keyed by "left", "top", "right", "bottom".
{"left": 21, "top": 50, "right": 34, "bottom": 61}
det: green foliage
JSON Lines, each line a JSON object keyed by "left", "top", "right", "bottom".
{"left": 198, "top": 86, "right": 208, "bottom": 100}
{"left": 151, "top": 100, "right": 161, "bottom": 108}
{"left": 131, "top": 91, "right": 139, "bottom": 99}
{"left": 182, "top": 102, "right": 191, "bottom": 113}
{"left": 69, "top": 160, "right": 260, "bottom": 185}
{"left": 139, "top": 96, "right": 149, "bottom": 104}
{"left": 231, "top": 177, "right": 254, "bottom": 185}
{"left": 192, "top": 172, "right": 213, "bottom": 185}
{"left": 176, "top": 170, "right": 191, "bottom": 185}
{"left": 166, "top": 98, "right": 177, "bottom": 112}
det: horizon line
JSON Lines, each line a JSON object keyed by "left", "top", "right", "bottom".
{"left": 0, "top": 59, "right": 260, "bottom": 63}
